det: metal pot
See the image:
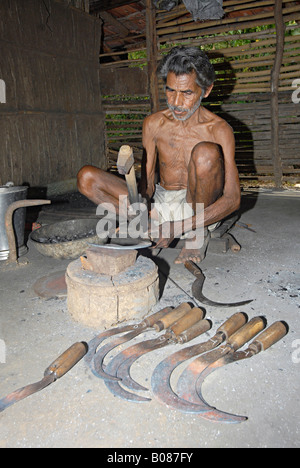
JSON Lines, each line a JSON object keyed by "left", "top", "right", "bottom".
{"left": 29, "top": 218, "right": 109, "bottom": 259}
{"left": 0, "top": 183, "right": 28, "bottom": 260}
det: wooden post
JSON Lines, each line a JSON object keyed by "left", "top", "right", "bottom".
{"left": 146, "top": 0, "right": 159, "bottom": 113}
{"left": 270, "top": 0, "right": 285, "bottom": 188}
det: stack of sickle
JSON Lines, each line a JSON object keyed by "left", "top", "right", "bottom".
{"left": 88, "top": 305, "right": 287, "bottom": 423}
{"left": 151, "top": 317, "right": 288, "bottom": 423}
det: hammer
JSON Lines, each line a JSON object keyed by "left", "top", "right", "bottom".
{"left": 117, "top": 145, "right": 139, "bottom": 205}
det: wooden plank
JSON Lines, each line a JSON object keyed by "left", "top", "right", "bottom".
{"left": 146, "top": 0, "right": 159, "bottom": 113}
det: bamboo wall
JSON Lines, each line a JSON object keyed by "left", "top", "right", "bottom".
{"left": 0, "top": 0, "right": 106, "bottom": 188}
{"left": 101, "top": 0, "right": 300, "bottom": 184}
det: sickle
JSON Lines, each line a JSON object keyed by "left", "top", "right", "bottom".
{"left": 151, "top": 312, "right": 247, "bottom": 410}
{"left": 193, "top": 321, "right": 288, "bottom": 420}
{"left": 103, "top": 310, "right": 206, "bottom": 402}
{"left": 176, "top": 317, "right": 266, "bottom": 406}
{"left": 148, "top": 317, "right": 265, "bottom": 417}
{"left": 89, "top": 303, "right": 192, "bottom": 381}
{"left": 0, "top": 342, "right": 87, "bottom": 412}
{"left": 185, "top": 260, "right": 253, "bottom": 307}
{"left": 88, "top": 306, "right": 173, "bottom": 381}
{"left": 116, "top": 317, "right": 209, "bottom": 393}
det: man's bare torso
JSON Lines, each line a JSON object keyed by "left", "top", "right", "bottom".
{"left": 148, "top": 105, "right": 226, "bottom": 191}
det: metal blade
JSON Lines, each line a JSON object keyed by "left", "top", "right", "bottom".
{"left": 0, "top": 374, "right": 55, "bottom": 413}
{"left": 150, "top": 348, "right": 247, "bottom": 422}
{"left": 85, "top": 323, "right": 138, "bottom": 369}
{"left": 115, "top": 337, "right": 169, "bottom": 391}
{"left": 88, "top": 238, "right": 152, "bottom": 250}
{"left": 104, "top": 379, "right": 152, "bottom": 403}
{"left": 90, "top": 325, "right": 146, "bottom": 381}
{"left": 185, "top": 261, "right": 253, "bottom": 307}
{"left": 101, "top": 337, "right": 170, "bottom": 402}
{"left": 151, "top": 336, "right": 223, "bottom": 407}
{"left": 195, "top": 350, "right": 252, "bottom": 408}
{"left": 176, "top": 345, "right": 230, "bottom": 403}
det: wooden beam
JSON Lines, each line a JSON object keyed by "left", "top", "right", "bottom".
{"left": 91, "top": 0, "right": 139, "bottom": 13}
{"left": 146, "top": 0, "right": 159, "bottom": 113}
{"left": 270, "top": 0, "right": 285, "bottom": 188}
{"left": 100, "top": 11, "right": 130, "bottom": 37}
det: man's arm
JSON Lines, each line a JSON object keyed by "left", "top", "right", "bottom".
{"left": 153, "top": 121, "right": 240, "bottom": 247}
{"left": 201, "top": 120, "right": 240, "bottom": 226}
{"left": 142, "top": 114, "right": 158, "bottom": 201}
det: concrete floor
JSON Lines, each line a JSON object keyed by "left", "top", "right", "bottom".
{"left": 0, "top": 189, "right": 299, "bottom": 448}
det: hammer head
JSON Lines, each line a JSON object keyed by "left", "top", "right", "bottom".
{"left": 117, "top": 145, "right": 134, "bottom": 175}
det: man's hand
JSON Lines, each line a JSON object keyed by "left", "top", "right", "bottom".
{"left": 149, "top": 221, "right": 177, "bottom": 249}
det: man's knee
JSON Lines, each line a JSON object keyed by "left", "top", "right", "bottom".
{"left": 77, "top": 165, "right": 98, "bottom": 195}
{"left": 191, "top": 142, "right": 223, "bottom": 175}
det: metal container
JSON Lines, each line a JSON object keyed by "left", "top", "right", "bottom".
{"left": 0, "top": 183, "right": 28, "bottom": 260}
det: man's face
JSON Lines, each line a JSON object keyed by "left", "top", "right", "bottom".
{"left": 165, "top": 71, "right": 204, "bottom": 121}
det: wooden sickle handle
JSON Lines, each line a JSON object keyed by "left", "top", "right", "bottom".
{"left": 169, "top": 307, "right": 205, "bottom": 337}
{"left": 216, "top": 312, "right": 248, "bottom": 339}
{"left": 153, "top": 303, "right": 192, "bottom": 331}
{"left": 178, "top": 319, "right": 211, "bottom": 343}
{"left": 44, "top": 342, "right": 88, "bottom": 379}
{"left": 142, "top": 307, "right": 173, "bottom": 327}
{"left": 227, "top": 317, "right": 266, "bottom": 351}
{"left": 250, "top": 321, "right": 288, "bottom": 352}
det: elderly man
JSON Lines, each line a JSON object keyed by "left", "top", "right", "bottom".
{"left": 77, "top": 46, "right": 240, "bottom": 263}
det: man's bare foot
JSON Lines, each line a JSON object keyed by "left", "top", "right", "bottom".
{"left": 174, "top": 228, "right": 210, "bottom": 264}
{"left": 174, "top": 246, "right": 205, "bottom": 264}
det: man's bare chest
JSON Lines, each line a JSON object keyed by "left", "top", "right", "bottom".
{"left": 156, "top": 124, "right": 212, "bottom": 162}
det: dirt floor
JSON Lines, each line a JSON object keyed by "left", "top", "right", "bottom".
{"left": 0, "top": 188, "right": 299, "bottom": 448}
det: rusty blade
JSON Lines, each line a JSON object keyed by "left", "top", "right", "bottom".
{"left": 0, "top": 374, "right": 55, "bottom": 413}
{"left": 151, "top": 311, "right": 248, "bottom": 410}
{"left": 176, "top": 317, "right": 266, "bottom": 405}
{"left": 115, "top": 313, "right": 208, "bottom": 392}
{"left": 151, "top": 334, "right": 224, "bottom": 406}
{"left": 85, "top": 307, "right": 172, "bottom": 378}
{"left": 103, "top": 338, "right": 169, "bottom": 403}
{"left": 195, "top": 321, "right": 289, "bottom": 417}
{"left": 85, "top": 324, "right": 138, "bottom": 368}
{"left": 104, "top": 320, "right": 210, "bottom": 402}
{"left": 185, "top": 260, "right": 253, "bottom": 307}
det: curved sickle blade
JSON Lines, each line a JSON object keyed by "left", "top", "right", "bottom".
{"left": 150, "top": 349, "right": 246, "bottom": 422}
{"left": 151, "top": 337, "right": 222, "bottom": 406}
{"left": 115, "top": 338, "right": 169, "bottom": 392}
{"left": 104, "top": 379, "right": 152, "bottom": 403}
{"left": 176, "top": 346, "right": 230, "bottom": 403}
{"left": 115, "top": 318, "right": 210, "bottom": 392}
{"left": 195, "top": 351, "right": 251, "bottom": 408}
{"left": 90, "top": 326, "right": 146, "bottom": 381}
{"left": 185, "top": 261, "right": 253, "bottom": 307}
{"left": 102, "top": 340, "right": 164, "bottom": 401}
{"left": 85, "top": 324, "right": 137, "bottom": 369}
{"left": 0, "top": 374, "right": 55, "bottom": 413}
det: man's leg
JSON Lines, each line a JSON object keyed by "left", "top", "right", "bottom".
{"left": 174, "top": 141, "right": 224, "bottom": 264}
{"left": 77, "top": 165, "right": 129, "bottom": 217}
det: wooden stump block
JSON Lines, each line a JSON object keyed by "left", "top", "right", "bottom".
{"left": 66, "top": 256, "right": 159, "bottom": 329}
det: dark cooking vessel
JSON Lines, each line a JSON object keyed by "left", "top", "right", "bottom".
{"left": 29, "top": 218, "right": 108, "bottom": 259}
